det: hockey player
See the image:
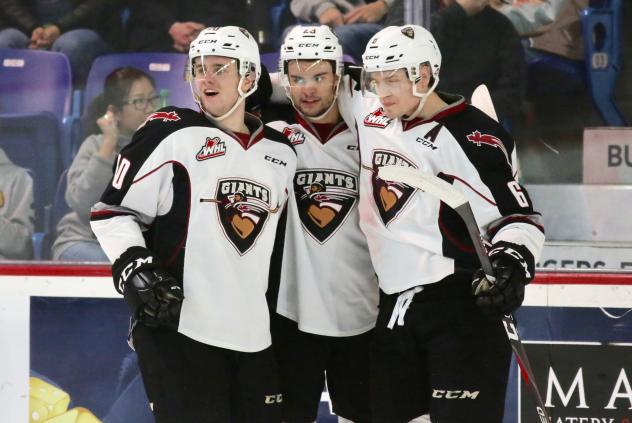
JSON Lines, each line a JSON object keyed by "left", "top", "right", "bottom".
{"left": 90, "top": 26, "right": 296, "bottom": 423}
{"left": 267, "top": 25, "right": 379, "bottom": 423}
{"left": 336, "top": 25, "right": 545, "bottom": 422}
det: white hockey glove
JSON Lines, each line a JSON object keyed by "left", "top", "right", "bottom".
{"left": 471, "top": 241, "right": 534, "bottom": 316}
{"left": 112, "top": 246, "right": 184, "bottom": 329}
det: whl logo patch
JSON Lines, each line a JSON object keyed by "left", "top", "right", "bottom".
{"left": 282, "top": 126, "right": 306, "bottom": 145}
{"left": 196, "top": 137, "right": 226, "bottom": 161}
{"left": 372, "top": 150, "right": 416, "bottom": 225}
{"left": 294, "top": 169, "right": 358, "bottom": 244}
{"left": 216, "top": 178, "right": 272, "bottom": 255}
{"left": 364, "top": 108, "right": 392, "bottom": 129}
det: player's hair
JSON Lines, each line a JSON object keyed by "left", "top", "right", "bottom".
{"left": 83, "top": 67, "right": 156, "bottom": 135}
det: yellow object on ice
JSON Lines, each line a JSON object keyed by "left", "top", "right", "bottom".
{"left": 43, "top": 407, "right": 101, "bottom": 423}
{"left": 29, "top": 377, "right": 70, "bottom": 422}
{"left": 29, "top": 377, "right": 101, "bottom": 422}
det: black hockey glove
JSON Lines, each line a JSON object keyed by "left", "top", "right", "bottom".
{"left": 112, "top": 246, "right": 184, "bottom": 329}
{"left": 471, "top": 241, "right": 535, "bottom": 316}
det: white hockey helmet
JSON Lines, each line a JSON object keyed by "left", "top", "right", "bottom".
{"left": 279, "top": 25, "right": 344, "bottom": 121}
{"left": 362, "top": 25, "right": 441, "bottom": 119}
{"left": 279, "top": 25, "right": 343, "bottom": 76}
{"left": 188, "top": 26, "right": 261, "bottom": 120}
{"left": 362, "top": 25, "right": 441, "bottom": 80}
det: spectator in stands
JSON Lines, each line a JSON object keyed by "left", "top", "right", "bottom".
{"left": 0, "top": 147, "right": 34, "bottom": 260}
{"left": 52, "top": 67, "right": 159, "bottom": 261}
{"left": 0, "top": 0, "right": 124, "bottom": 83}
{"left": 289, "top": 0, "right": 394, "bottom": 61}
{"left": 126, "top": 0, "right": 250, "bottom": 52}
{"left": 493, "top": 0, "right": 586, "bottom": 62}
{"left": 431, "top": 0, "right": 526, "bottom": 122}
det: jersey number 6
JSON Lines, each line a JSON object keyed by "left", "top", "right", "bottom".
{"left": 508, "top": 181, "right": 529, "bottom": 208}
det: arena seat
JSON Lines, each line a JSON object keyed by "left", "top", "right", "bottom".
{"left": 527, "top": 0, "right": 625, "bottom": 126}
{"left": 0, "top": 113, "right": 61, "bottom": 234}
{"left": 581, "top": 0, "right": 626, "bottom": 125}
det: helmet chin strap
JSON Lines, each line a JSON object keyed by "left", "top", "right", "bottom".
{"left": 403, "top": 75, "right": 439, "bottom": 121}
{"left": 190, "top": 75, "right": 252, "bottom": 123}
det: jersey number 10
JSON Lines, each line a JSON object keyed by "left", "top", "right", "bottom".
{"left": 113, "top": 155, "right": 131, "bottom": 189}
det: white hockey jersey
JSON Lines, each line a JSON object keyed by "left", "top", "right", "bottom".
{"left": 338, "top": 74, "right": 545, "bottom": 294}
{"left": 91, "top": 107, "right": 297, "bottom": 352}
{"left": 268, "top": 113, "right": 379, "bottom": 336}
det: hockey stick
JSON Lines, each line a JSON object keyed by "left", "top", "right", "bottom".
{"left": 471, "top": 84, "right": 499, "bottom": 122}
{"left": 378, "top": 165, "right": 551, "bottom": 423}
{"left": 470, "top": 84, "right": 522, "bottom": 180}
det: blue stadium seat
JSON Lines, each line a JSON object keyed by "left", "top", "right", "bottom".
{"left": 269, "top": 0, "right": 293, "bottom": 50}
{"left": 581, "top": 0, "right": 626, "bottom": 125}
{"left": 0, "top": 49, "right": 75, "bottom": 169}
{"left": 527, "top": 0, "right": 625, "bottom": 126}
{"left": 0, "top": 113, "right": 61, "bottom": 233}
{"left": 0, "top": 49, "right": 71, "bottom": 119}
{"left": 76, "top": 53, "right": 197, "bottom": 155}
{"left": 84, "top": 53, "right": 195, "bottom": 112}
{"left": 32, "top": 168, "right": 71, "bottom": 260}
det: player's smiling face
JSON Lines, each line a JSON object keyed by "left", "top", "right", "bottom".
{"left": 286, "top": 60, "right": 338, "bottom": 119}
{"left": 192, "top": 55, "right": 252, "bottom": 117}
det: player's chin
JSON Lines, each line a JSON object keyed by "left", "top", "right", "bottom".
{"left": 299, "top": 104, "right": 326, "bottom": 118}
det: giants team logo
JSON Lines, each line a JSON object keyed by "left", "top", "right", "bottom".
{"left": 372, "top": 150, "right": 417, "bottom": 225}
{"left": 282, "top": 127, "right": 306, "bottom": 145}
{"left": 294, "top": 169, "right": 358, "bottom": 244}
{"left": 196, "top": 137, "right": 226, "bottom": 161}
{"left": 364, "top": 108, "right": 392, "bottom": 129}
{"left": 215, "top": 178, "right": 272, "bottom": 255}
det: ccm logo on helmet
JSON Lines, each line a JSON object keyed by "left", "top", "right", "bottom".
{"left": 365, "top": 55, "right": 379, "bottom": 60}
{"left": 432, "top": 390, "right": 480, "bottom": 399}
{"left": 298, "top": 43, "right": 319, "bottom": 47}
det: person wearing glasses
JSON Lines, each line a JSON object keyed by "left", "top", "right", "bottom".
{"left": 52, "top": 67, "right": 160, "bottom": 261}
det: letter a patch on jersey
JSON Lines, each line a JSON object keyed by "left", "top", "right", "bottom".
{"left": 294, "top": 169, "right": 358, "bottom": 244}
{"left": 372, "top": 150, "right": 416, "bottom": 225}
{"left": 216, "top": 178, "right": 271, "bottom": 255}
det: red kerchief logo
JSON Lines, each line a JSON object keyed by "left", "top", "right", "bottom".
{"left": 196, "top": 137, "right": 226, "bottom": 161}
{"left": 466, "top": 131, "right": 503, "bottom": 148}
{"left": 147, "top": 111, "right": 181, "bottom": 122}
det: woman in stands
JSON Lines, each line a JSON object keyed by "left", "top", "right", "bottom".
{"left": 52, "top": 67, "right": 160, "bottom": 261}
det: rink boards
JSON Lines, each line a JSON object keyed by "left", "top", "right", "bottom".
{"left": 0, "top": 265, "right": 631, "bottom": 423}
